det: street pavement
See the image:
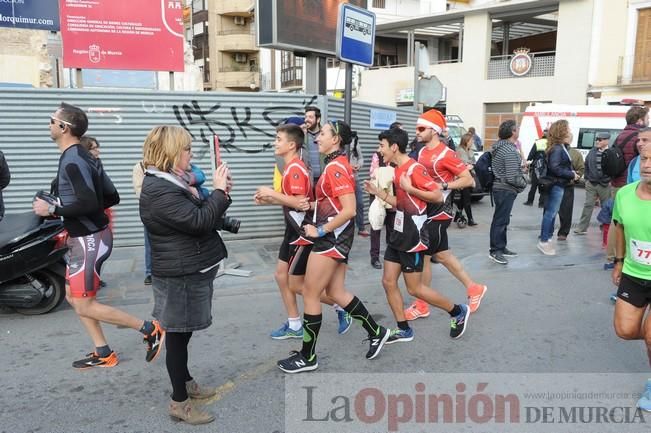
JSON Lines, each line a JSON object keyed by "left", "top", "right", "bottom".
{"left": 0, "top": 188, "right": 648, "bottom": 433}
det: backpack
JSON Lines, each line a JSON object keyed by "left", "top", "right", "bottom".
{"left": 533, "top": 153, "right": 548, "bottom": 180}
{"left": 474, "top": 151, "right": 494, "bottom": 191}
{"left": 601, "top": 133, "right": 636, "bottom": 178}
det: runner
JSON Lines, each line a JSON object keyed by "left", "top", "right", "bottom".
{"left": 365, "top": 127, "right": 470, "bottom": 343}
{"left": 254, "top": 124, "right": 352, "bottom": 339}
{"left": 404, "top": 109, "right": 488, "bottom": 320}
{"left": 32, "top": 102, "right": 164, "bottom": 369}
{"left": 277, "top": 120, "right": 390, "bottom": 373}
{"left": 611, "top": 144, "right": 651, "bottom": 410}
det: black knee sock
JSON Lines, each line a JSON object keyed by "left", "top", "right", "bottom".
{"left": 300, "top": 313, "right": 322, "bottom": 361}
{"left": 449, "top": 304, "right": 462, "bottom": 317}
{"left": 397, "top": 321, "right": 409, "bottom": 331}
{"left": 166, "top": 332, "right": 191, "bottom": 402}
{"left": 96, "top": 345, "right": 112, "bottom": 358}
{"left": 183, "top": 332, "right": 193, "bottom": 382}
{"left": 139, "top": 320, "right": 154, "bottom": 335}
{"left": 344, "top": 296, "right": 381, "bottom": 337}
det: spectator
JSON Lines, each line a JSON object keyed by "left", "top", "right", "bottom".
{"left": 627, "top": 127, "right": 651, "bottom": 183}
{"left": 524, "top": 130, "right": 547, "bottom": 208}
{"left": 557, "top": 143, "right": 584, "bottom": 240}
{"left": 0, "top": 149, "right": 9, "bottom": 221}
{"left": 489, "top": 120, "right": 527, "bottom": 265}
{"left": 441, "top": 128, "right": 456, "bottom": 151}
{"left": 455, "top": 132, "right": 477, "bottom": 226}
{"left": 538, "top": 120, "right": 580, "bottom": 256}
{"left": 468, "top": 126, "right": 482, "bottom": 152}
{"left": 368, "top": 150, "right": 393, "bottom": 269}
{"left": 304, "top": 106, "right": 323, "bottom": 185}
{"left": 574, "top": 132, "right": 612, "bottom": 235}
{"left": 348, "top": 132, "right": 369, "bottom": 236}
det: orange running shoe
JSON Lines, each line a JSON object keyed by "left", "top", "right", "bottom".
{"left": 404, "top": 299, "right": 430, "bottom": 321}
{"left": 144, "top": 320, "right": 166, "bottom": 363}
{"left": 467, "top": 284, "right": 487, "bottom": 313}
{"left": 72, "top": 351, "right": 119, "bottom": 369}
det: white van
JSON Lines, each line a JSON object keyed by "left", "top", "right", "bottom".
{"left": 519, "top": 104, "right": 629, "bottom": 160}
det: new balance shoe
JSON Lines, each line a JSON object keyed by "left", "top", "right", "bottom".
{"left": 337, "top": 310, "right": 352, "bottom": 335}
{"left": 277, "top": 351, "right": 318, "bottom": 373}
{"left": 270, "top": 322, "right": 303, "bottom": 340}
{"left": 637, "top": 380, "right": 651, "bottom": 412}
{"left": 72, "top": 351, "right": 119, "bottom": 369}
{"left": 385, "top": 327, "right": 414, "bottom": 345}
{"left": 365, "top": 326, "right": 390, "bottom": 360}
{"left": 450, "top": 304, "right": 470, "bottom": 339}
{"left": 404, "top": 302, "right": 430, "bottom": 321}
{"left": 467, "top": 284, "right": 488, "bottom": 314}
{"left": 144, "top": 320, "right": 165, "bottom": 362}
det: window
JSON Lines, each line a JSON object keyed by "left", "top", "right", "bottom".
{"left": 192, "top": 0, "right": 205, "bottom": 11}
{"left": 372, "top": 0, "right": 386, "bottom": 8}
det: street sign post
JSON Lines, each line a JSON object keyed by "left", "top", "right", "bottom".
{"left": 336, "top": 3, "right": 376, "bottom": 126}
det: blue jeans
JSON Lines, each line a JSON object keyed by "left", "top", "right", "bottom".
{"left": 144, "top": 228, "right": 152, "bottom": 276}
{"left": 540, "top": 184, "right": 564, "bottom": 242}
{"left": 354, "top": 178, "right": 365, "bottom": 231}
{"left": 489, "top": 189, "right": 517, "bottom": 253}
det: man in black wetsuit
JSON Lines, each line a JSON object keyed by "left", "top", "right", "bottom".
{"left": 33, "top": 102, "right": 165, "bottom": 369}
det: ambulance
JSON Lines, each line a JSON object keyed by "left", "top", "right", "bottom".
{"left": 518, "top": 104, "right": 629, "bottom": 160}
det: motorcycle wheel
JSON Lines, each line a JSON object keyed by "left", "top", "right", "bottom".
{"left": 13, "top": 270, "right": 65, "bottom": 315}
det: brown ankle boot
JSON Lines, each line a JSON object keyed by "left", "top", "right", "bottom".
{"left": 168, "top": 398, "right": 215, "bottom": 425}
{"left": 186, "top": 379, "right": 217, "bottom": 399}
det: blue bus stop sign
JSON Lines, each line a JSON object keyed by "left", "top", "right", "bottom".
{"left": 336, "top": 3, "right": 376, "bottom": 67}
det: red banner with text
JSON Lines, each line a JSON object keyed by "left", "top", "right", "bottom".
{"left": 59, "top": 0, "right": 184, "bottom": 72}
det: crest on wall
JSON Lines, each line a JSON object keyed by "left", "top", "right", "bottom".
{"left": 509, "top": 47, "right": 532, "bottom": 77}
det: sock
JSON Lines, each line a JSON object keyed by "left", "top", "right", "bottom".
{"left": 96, "top": 345, "right": 112, "bottom": 358}
{"left": 397, "top": 321, "right": 409, "bottom": 331}
{"left": 288, "top": 317, "right": 302, "bottom": 331}
{"left": 333, "top": 304, "right": 344, "bottom": 312}
{"left": 344, "top": 296, "right": 381, "bottom": 337}
{"left": 449, "top": 304, "right": 462, "bottom": 317}
{"left": 140, "top": 320, "right": 154, "bottom": 335}
{"left": 300, "top": 313, "right": 322, "bottom": 361}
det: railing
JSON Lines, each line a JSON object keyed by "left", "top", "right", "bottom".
{"left": 219, "top": 65, "right": 259, "bottom": 73}
{"left": 617, "top": 55, "right": 651, "bottom": 85}
{"left": 487, "top": 50, "right": 555, "bottom": 80}
{"left": 217, "top": 29, "right": 255, "bottom": 36}
{"left": 367, "top": 58, "right": 461, "bottom": 70}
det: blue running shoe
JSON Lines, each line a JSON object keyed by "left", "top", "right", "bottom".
{"left": 386, "top": 327, "right": 414, "bottom": 345}
{"left": 337, "top": 310, "right": 352, "bottom": 335}
{"left": 637, "top": 380, "right": 651, "bottom": 412}
{"left": 270, "top": 322, "right": 303, "bottom": 340}
{"left": 450, "top": 304, "right": 470, "bottom": 339}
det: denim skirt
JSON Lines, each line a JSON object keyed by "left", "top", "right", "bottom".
{"left": 151, "top": 268, "right": 217, "bottom": 332}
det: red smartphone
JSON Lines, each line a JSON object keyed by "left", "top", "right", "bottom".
{"left": 213, "top": 134, "right": 221, "bottom": 167}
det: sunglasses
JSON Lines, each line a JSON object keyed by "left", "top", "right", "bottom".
{"left": 416, "top": 126, "right": 431, "bottom": 133}
{"left": 50, "top": 116, "right": 73, "bottom": 126}
{"left": 328, "top": 120, "right": 340, "bottom": 136}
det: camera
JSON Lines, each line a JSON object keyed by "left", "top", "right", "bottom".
{"left": 218, "top": 215, "right": 241, "bottom": 234}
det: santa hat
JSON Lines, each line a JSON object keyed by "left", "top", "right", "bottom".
{"left": 416, "top": 109, "right": 446, "bottom": 134}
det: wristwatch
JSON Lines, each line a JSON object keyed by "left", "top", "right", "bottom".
{"left": 441, "top": 182, "right": 449, "bottom": 191}
{"left": 613, "top": 257, "right": 625, "bottom": 264}
{"left": 48, "top": 204, "right": 56, "bottom": 215}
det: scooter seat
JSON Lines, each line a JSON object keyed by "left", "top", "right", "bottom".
{"left": 0, "top": 212, "right": 43, "bottom": 250}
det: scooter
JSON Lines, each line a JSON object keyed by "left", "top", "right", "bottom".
{"left": 0, "top": 212, "right": 68, "bottom": 315}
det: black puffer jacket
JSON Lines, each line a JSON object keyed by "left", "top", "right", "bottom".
{"left": 139, "top": 171, "right": 230, "bottom": 277}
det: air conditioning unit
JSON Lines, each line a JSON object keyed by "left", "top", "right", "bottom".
{"left": 234, "top": 53, "right": 248, "bottom": 63}
{"left": 234, "top": 16, "right": 246, "bottom": 26}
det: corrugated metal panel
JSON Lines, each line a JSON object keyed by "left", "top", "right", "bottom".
{"left": 0, "top": 89, "right": 418, "bottom": 246}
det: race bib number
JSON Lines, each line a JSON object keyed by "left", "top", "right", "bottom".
{"left": 394, "top": 210, "right": 404, "bottom": 233}
{"left": 630, "top": 239, "right": 651, "bottom": 266}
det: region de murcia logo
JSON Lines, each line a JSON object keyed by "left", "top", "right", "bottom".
{"left": 88, "top": 44, "right": 101, "bottom": 64}
{"left": 509, "top": 47, "right": 532, "bottom": 77}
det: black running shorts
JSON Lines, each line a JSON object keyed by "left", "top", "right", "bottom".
{"left": 67, "top": 227, "right": 113, "bottom": 298}
{"left": 384, "top": 245, "right": 424, "bottom": 273}
{"left": 427, "top": 219, "right": 451, "bottom": 256}
{"left": 617, "top": 273, "right": 651, "bottom": 308}
{"left": 278, "top": 238, "right": 312, "bottom": 276}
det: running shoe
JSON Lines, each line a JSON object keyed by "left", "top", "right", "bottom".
{"left": 450, "top": 304, "right": 470, "bottom": 339}
{"left": 404, "top": 301, "right": 430, "bottom": 321}
{"left": 277, "top": 351, "right": 318, "bottom": 373}
{"left": 467, "top": 284, "right": 488, "bottom": 314}
{"left": 488, "top": 252, "right": 508, "bottom": 265}
{"left": 270, "top": 322, "right": 303, "bottom": 340}
{"left": 72, "top": 351, "right": 119, "bottom": 369}
{"left": 502, "top": 248, "right": 518, "bottom": 257}
{"left": 144, "top": 320, "right": 166, "bottom": 362}
{"left": 365, "top": 326, "right": 390, "bottom": 360}
{"left": 385, "top": 327, "right": 414, "bottom": 345}
{"left": 637, "top": 380, "right": 651, "bottom": 412}
{"left": 537, "top": 240, "right": 556, "bottom": 256}
{"left": 337, "top": 310, "right": 352, "bottom": 335}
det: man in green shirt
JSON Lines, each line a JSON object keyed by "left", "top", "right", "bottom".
{"left": 612, "top": 145, "right": 651, "bottom": 411}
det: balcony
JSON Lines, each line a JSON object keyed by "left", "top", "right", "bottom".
{"left": 487, "top": 51, "right": 555, "bottom": 80}
{"left": 215, "top": 30, "right": 257, "bottom": 53}
{"left": 216, "top": 69, "right": 260, "bottom": 90}
{"left": 618, "top": 55, "right": 651, "bottom": 86}
{"left": 214, "top": 0, "right": 254, "bottom": 17}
